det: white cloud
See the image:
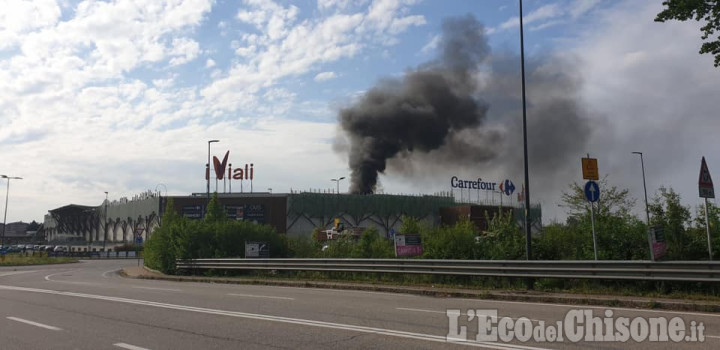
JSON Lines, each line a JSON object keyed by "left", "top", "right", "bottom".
{"left": 499, "top": 4, "right": 562, "bottom": 30}
{"left": 168, "top": 38, "right": 200, "bottom": 66}
{"left": 420, "top": 34, "right": 440, "bottom": 54}
{"left": 205, "top": 58, "right": 216, "bottom": 68}
{"left": 569, "top": 0, "right": 601, "bottom": 19}
{"left": 494, "top": 0, "right": 600, "bottom": 33}
{"left": 0, "top": 0, "right": 61, "bottom": 50}
{"left": 203, "top": 0, "right": 423, "bottom": 113}
{"left": 314, "top": 71, "right": 337, "bottom": 82}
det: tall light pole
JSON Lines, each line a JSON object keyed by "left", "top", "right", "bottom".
{"left": 331, "top": 177, "right": 345, "bottom": 194}
{"left": 1, "top": 175, "right": 22, "bottom": 248}
{"left": 632, "top": 152, "right": 655, "bottom": 261}
{"left": 519, "top": 0, "right": 532, "bottom": 261}
{"left": 103, "top": 191, "right": 108, "bottom": 251}
{"left": 207, "top": 140, "right": 219, "bottom": 204}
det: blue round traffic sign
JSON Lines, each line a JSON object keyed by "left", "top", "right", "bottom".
{"left": 584, "top": 181, "right": 600, "bottom": 203}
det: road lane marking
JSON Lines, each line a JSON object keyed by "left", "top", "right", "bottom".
{"left": 0, "top": 284, "right": 550, "bottom": 350}
{"left": 132, "top": 286, "right": 182, "bottom": 292}
{"left": 397, "top": 308, "right": 542, "bottom": 323}
{"left": 114, "top": 343, "right": 152, "bottom": 350}
{"left": 227, "top": 293, "right": 294, "bottom": 300}
{"left": 0, "top": 270, "right": 38, "bottom": 277}
{"left": 454, "top": 298, "right": 720, "bottom": 318}
{"left": 7, "top": 317, "right": 62, "bottom": 331}
{"left": 44, "top": 270, "right": 74, "bottom": 281}
{"left": 253, "top": 284, "right": 419, "bottom": 297}
{"left": 102, "top": 269, "right": 120, "bottom": 278}
{"left": 707, "top": 335, "right": 720, "bottom": 339}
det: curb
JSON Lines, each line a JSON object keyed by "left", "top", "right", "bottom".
{"left": 121, "top": 268, "right": 720, "bottom": 313}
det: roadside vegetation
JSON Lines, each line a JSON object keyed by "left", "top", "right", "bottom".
{"left": 144, "top": 180, "right": 720, "bottom": 296}
{"left": 0, "top": 254, "right": 77, "bottom": 266}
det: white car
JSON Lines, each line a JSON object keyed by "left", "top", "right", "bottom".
{"left": 53, "top": 246, "right": 67, "bottom": 252}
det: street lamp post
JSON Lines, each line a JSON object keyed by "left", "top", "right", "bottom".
{"left": 207, "top": 140, "right": 219, "bottom": 204}
{"left": 632, "top": 152, "right": 655, "bottom": 261}
{"left": 331, "top": 177, "right": 345, "bottom": 194}
{"left": 1, "top": 175, "right": 22, "bottom": 248}
{"left": 103, "top": 191, "right": 108, "bottom": 251}
{"left": 519, "top": 0, "right": 532, "bottom": 262}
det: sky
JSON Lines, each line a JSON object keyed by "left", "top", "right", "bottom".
{"left": 0, "top": 0, "right": 718, "bottom": 224}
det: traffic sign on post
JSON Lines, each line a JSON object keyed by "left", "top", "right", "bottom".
{"left": 584, "top": 181, "right": 600, "bottom": 203}
{"left": 699, "top": 157, "right": 715, "bottom": 260}
{"left": 582, "top": 157, "right": 599, "bottom": 180}
{"left": 699, "top": 157, "right": 715, "bottom": 199}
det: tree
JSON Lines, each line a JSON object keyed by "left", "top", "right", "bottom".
{"left": 557, "top": 177, "right": 649, "bottom": 260}
{"left": 204, "top": 192, "right": 226, "bottom": 223}
{"left": 648, "top": 186, "right": 697, "bottom": 259}
{"left": 655, "top": 0, "right": 720, "bottom": 67}
{"left": 560, "top": 177, "right": 636, "bottom": 221}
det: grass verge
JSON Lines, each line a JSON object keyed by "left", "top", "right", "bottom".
{"left": 0, "top": 254, "right": 78, "bottom": 266}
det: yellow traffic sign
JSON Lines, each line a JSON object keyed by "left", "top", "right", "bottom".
{"left": 582, "top": 157, "right": 599, "bottom": 180}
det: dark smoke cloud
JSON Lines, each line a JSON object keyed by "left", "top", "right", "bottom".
{"left": 339, "top": 15, "right": 492, "bottom": 194}
{"left": 337, "top": 15, "right": 594, "bottom": 198}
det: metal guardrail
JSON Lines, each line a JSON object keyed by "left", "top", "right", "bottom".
{"left": 175, "top": 259, "right": 720, "bottom": 282}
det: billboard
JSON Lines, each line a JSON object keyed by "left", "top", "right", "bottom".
{"left": 394, "top": 234, "right": 423, "bottom": 257}
{"left": 182, "top": 205, "right": 203, "bottom": 219}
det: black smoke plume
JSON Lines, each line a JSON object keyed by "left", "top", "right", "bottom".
{"left": 339, "top": 15, "right": 490, "bottom": 194}
{"left": 338, "top": 15, "right": 593, "bottom": 196}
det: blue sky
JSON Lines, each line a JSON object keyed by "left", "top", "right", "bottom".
{"left": 0, "top": 0, "right": 718, "bottom": 223}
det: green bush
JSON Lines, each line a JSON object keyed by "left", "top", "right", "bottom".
{"left": 144, "top": 194, "right": 289, "bottom": 274}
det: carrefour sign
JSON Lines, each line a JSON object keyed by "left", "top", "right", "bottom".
{"left": 451, "top": 176, "right": 516, "bottom": 196}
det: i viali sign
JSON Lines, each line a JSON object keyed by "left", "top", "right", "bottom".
{"left": 204, "top": 151, "right": 254, "bottom": 181}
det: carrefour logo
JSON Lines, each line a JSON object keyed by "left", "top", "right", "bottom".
{"left": 451, "top": 176, "right": 515, "bottom": 196}
{"left": 451, "top": 176, "right": 497, "bottom": 191}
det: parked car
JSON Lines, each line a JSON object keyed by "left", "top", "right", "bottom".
{"left": 53, "top": 246, "right": 68, "bottom": 252}
{"left": 33, "top": 245, "right": 40, "bottom": 250}
{"left": 25, "top": 244, "right": 35, "bottom": 250}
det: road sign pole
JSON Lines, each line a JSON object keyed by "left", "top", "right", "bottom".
{"left": 590, "top": 201, "right": 598, "bottom": 261}
{"left": 706, "top": 197, "right": 713, "bottom": 260}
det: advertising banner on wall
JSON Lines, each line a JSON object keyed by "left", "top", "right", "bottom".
{"left": 244, "top": 204, "right": 265, "bottom": 224}
{"left": 394, "top": 234, "right": 423, "bottom": 257}
{"left": 182, "top": 205, "right": 203, "bottom": 219}
{"left": 226, "top": 205, "right": 244, "bottom": 220}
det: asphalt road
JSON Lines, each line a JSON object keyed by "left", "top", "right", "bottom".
{"left": 0, "top": 260, "right": 717, "bottom": 349}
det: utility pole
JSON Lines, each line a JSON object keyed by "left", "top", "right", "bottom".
{"left": 103, "top": 192, "right": 108, "bottom": 251}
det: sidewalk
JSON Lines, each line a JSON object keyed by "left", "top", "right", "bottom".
{"left": 121, "top": 266, "right": 720, "bottom": 313}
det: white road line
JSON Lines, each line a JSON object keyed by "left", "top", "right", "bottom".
{"left": 102, "top": 269, "right": 120, "bottom": 278}
{"left": 707, "top": 335, "right": 720, "bottom": 339}
{"left": 114, "top": 343, "right": 152, "bottom": 350}
{"left": 0, "top": 270, "right": 38, "bottom": 277}
{"left": 249, "top": 284, "right": 419, "bottom": 297}
{"left": 227, "top": 293, "right": 294, "bottom": 300}
{"left": 132, "top": 286, "right": 182, "bottom": 292}
{"left": 454, "top": 298, "right": 720, "bottom": 318}
{"left": 7, "top": 317, "right": 62, "bottom": 331}
{"left": 0, "top": 284, "right": 550, "bottom": 350}
{"left": 44, "top": 270, "right": 74, "bottom": 281}
{"left": 397, "top": 308, "right": 543, "bottom": 323}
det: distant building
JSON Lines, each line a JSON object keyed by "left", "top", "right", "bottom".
{"left": 0, "top": 221, "right": 37, "bottom": 244}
